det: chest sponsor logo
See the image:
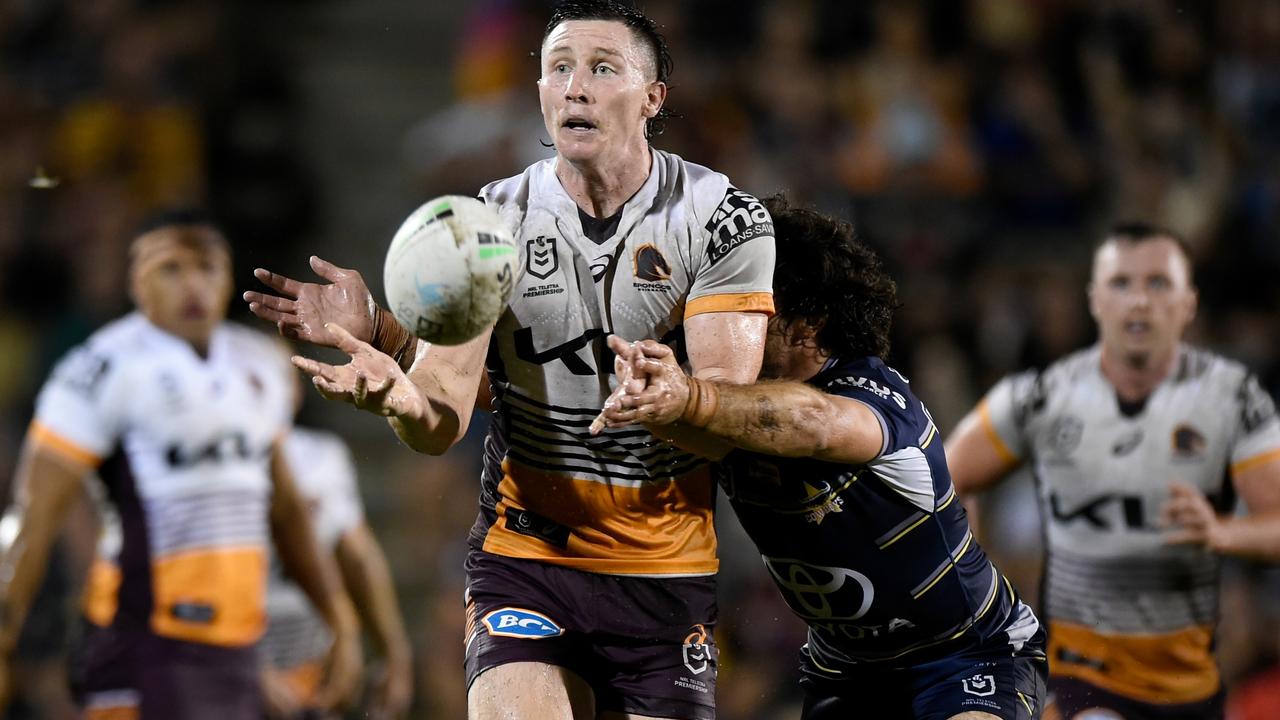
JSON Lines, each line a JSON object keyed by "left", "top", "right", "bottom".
{"left": 165, "top": 432, "right": 271, "bottom": 470}
{"left": 705, "top": 187, "right": 772, "bottom": 266}
{"left": 481, "top": 607, "right": 564, "bottom": 639}
{"left": 1048, "top": 415, "right": 1084, "bottom": 456}
{"left": 962, "top": 674, "right": 997, "bottom": 697}
{"left": 1111, "top": 429, "right": 1143, "bottom": 456}
{"left": 526, "top": 236, "right": 559, "bottom": 280}
{"left": 1171, "top": 424, "right": 1206, "bottom": 459}
{"left": 765, "top": 558, "right": 874, "bottom": 621}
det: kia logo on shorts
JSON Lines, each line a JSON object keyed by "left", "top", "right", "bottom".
{"left": 481, "top": 608, "right": 564, "bottom": 639}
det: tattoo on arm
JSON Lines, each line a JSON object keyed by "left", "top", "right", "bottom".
{"left": 756, "top": 395, "right": 780, "bottom": 431}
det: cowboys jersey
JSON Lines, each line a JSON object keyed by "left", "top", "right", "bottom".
{"left": 980, "top": 344, "right": 1280, "bottom": 703}
{"left": 32, "top": 313, "right": 293, "bottom": 648}
{"left": 718, "top": 356, "right": 1041, "bottom": 668}
{"left": 471, "top": 149, "right": 775, "bottom": 577}
{"left": 261, "top": 427, "right": 364, "bottom": 669}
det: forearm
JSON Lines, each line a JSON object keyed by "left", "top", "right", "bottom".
{"left": 697, "top": 380, "right": 836, "bottom": 458}
{"left": 388, "top": 334, "right": 488, "bottom": 455}
{"left": 1210, "top": 513, "right": 1280, "bottom": 560}
{"left": 370, "top": 306, "right": 419, "bottom": 373}
{"left": 337, "top": 528, "right": 410, "bottom": 663}
{"left": 0, "top": 516, "right": 60, "bottom": 656}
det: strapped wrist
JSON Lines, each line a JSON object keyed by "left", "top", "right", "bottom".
{"left": 680, "top": 376, "right": 720, "bottom": 428}
{"left": 371, "top": 306, "right": 417, "bottom": 372}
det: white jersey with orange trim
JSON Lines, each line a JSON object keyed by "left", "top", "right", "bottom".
{"left": 980, "top": 344, "right": 1280, "bottom": 703}
{"left": 33, "top": 312, "right": 293, "bottom": 648}
{"left": 261, "top": 427, "right": 364, "bottom": 669}
{"left": 469, "top": 149, "right": 776, "bottom": 577}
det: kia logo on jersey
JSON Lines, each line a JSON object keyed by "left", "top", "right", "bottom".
{"left": 481, "top": 608, "right": 564, "bottom": 639}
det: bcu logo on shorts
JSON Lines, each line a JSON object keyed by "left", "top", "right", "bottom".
{"left": 482, "top": 607, "right": 564, "bottom": 639}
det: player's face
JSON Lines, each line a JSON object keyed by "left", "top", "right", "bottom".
{"left": 1088, "top": 237, "right": 1197, "bottom": 361}
{"left": 538, "top": 20, "right": 665, "bottom": 165}
{"left": 130, "top": 227, "right": 233, "bottom": 349}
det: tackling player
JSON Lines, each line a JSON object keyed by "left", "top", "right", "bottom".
{"left": 244, "top": 2, "right": 775, "bottom": 718}
{"left": 946, "top": 223, "right": 1280, "bottom": 719}
{"left": 0, "top": 212, "right": 362, "bottom": 719}
{"left": 596, "top": 196, "right": 1048, "bottom": 720}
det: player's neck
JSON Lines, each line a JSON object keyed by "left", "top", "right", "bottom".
{"left": 556, "top": 143, "right": 652, "bottom": 219}
{"left": 1099, "top": 342, "right": 1179, "bottom": 402}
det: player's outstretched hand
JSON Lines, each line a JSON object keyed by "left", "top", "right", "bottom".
{"left": 1161, "top": 481, "right": 1223, "bottom": 551}
{"left": 245, "top": 256, "right": 377, "bottom": 349}
{"left": 292, "top": 323, "right": 425, "bottom": 418}
{"left": 591, "top": 335, "right": 688, "bottom": 434}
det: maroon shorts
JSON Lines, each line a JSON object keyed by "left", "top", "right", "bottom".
{"left": 464, "top": 549, "right": 718, "bottom": 719}
{"left": 75, "top": 622, "right": 261, "bottom": 720}
{"left": 1050, "top": 676, "right": 1224, "bottom": 720}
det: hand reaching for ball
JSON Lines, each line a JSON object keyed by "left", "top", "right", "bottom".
{"left": 244, "top": 256, "right": 377, "bottom": 349}
{"left": 291, "top": 323, "right": 426, "bottom": 419}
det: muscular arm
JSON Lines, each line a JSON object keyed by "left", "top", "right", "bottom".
{"left": 334, "top": 524, "right": 411, "bottom": 670}
{"left": 944, "top": 402, "right": 1022, "bottom": 497}
{"left": 1164, "top": 455, "right": 1280, "bottom": 560}
{"left": 0, "top": 441, "right": 88, "bottom": 657}
{"left": 388, "top": 330, "right": 490, "bottom": 455}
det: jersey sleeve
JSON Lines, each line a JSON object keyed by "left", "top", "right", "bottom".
{"left": 978, "top": 370, "right": 1041, "bottom": 463}
{"left": 30, "top": 344, "right": 123, "bottom": 467}
{"left": 308, "top": 435, "right": 365, "bottom": 549}
{"left": 1228, "top": 374, "right": 1280, "bottom": 476}
{"left": 686, "top": 186, "right": 775, "bottom": 319}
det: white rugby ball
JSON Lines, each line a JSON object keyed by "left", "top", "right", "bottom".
{"left": 383, "top": 195, "right": 518, "bottom": 345}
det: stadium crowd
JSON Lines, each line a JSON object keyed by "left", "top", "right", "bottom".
{"left": 1, "top": 0, "right": 1279, "bottom": 718}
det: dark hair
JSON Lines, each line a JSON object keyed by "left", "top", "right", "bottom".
{"left": 1097, "top": 220, "right": 1194, "bottom": 277}
{"left": 133, "top": 207, "right": 222, "bottom": 239}
{"left": 766, "top": 195, "right": 898, "bottom": 360}
{"left": 543, "top": 0, "right": 675, "bottom": 139}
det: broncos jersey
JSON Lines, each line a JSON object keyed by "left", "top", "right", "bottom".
{"left": 980, "top": 344, "right": 1280, "bottom": 703}
{"left": 33, "top": 313, "right": 293, "bottom": 648}
{"left": 470, "top": 149, "right": 775, "bottom": 577}
{"left": 261, "top": 427, "right": 365, "bottom": 669}
{"left": 718, "top": 356, "right": 1041, "bottom": 668}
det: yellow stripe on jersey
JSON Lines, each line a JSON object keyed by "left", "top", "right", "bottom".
{"left": 482, "top": 459, "right": 718, "bottom": 575}
{"left": 977, "top": 400, "right": 1019, "bottom": 465}
{"left": 911, "top": 532, "right": 974, "bottom": 599}
{"left": 150, "top": 546, "right": 268, "bottom": 647}
{"left": 28, "top": 420, "right": 102, "bottom": 469}
{"left": 684, "top": 292, "right": 775, "bottom": 319}
{"left": 85, "top": 706, "right": 138, "bottom": 720}
{"left": 1231, "top": 447, "right": 1280, "bottom": 477}
{"left": 82, "top": 559, "right": 121, "bottom": 628}
{"left": 1048, "top": 620, "right": 1220, "bottom": 704}
{"left": 877, "top": 513, "right": 930, "bottom": 550}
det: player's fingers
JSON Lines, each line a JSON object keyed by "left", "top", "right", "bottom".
{"left": 635, "top": 339, "right": 673, "bottom": 358}
{"left": 243, "top": 291, "right": 297, "bottom": 313}
{"left": 606, "top": 333, "right": 634, "bottom": 357}
{"left": 292, "top": 355, "right": 336, "bottom": 381}
{"left": 313, "top": 376, "right": 354, "bottom": 402}
{"left": 253, "top": 268, "right": 304, "bottom": 297}
{"left": 310, "top": 255, "right": 353, "bottom": 283}
{"left": 246, "top": 301, "right": 296, "bottom": 327}
{"left": 1164, "top": 529, "right": 1205, "bottom": 545}
{"left": 352, "top": 371, "right": 368, "bottom": 405}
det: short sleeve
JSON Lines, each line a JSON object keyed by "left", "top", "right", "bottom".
{"left": 686, "top": 187, "right": 775, "bottom": 319}
{"left": 319, "top": 441, "right": 364, "bottom": 546}
{"left": 979, "top": 370, "right": 1042, "bottom": 463}
{"left": 30, "top": 345, "right": 123, "bottom": 466}
{"left": 1228, "top": 374, "right": 1280, "bottom": 475}
{"left": 288, "top": 431, "right": 365, "bottom": 548}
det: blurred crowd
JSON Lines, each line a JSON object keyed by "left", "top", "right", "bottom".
{"left": 3, "top": 0, "right": 1280, "bottom": 718}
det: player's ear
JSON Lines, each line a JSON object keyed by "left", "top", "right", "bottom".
{"left": 643, "top": 81, "right": 666, "bottom": 119}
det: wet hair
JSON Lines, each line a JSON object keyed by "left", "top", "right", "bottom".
{"left": 765, "top": 195, "right": 898, "bottom": 360}
{"left": 1095, "top": 220, "right": 1194, "bottom": 281}
{"left": 543, "top": 0, "right": 675, "bottom": 139}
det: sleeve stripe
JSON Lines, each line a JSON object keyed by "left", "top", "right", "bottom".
{"left": 29, "top": 421, "right": 103, "bottom": 469}
{"left": 684, "top": 292, "right": 774, "bottom": 319}
{"left": 977, "top": 400, "right": 1018, "bottom": 465}
{"left": 1230, "top": 447, "right": 1280, "bottom": 477}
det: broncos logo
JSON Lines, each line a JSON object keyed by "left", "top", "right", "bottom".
{"left": 633, "top": 244, "right": 671, "bottom": 282}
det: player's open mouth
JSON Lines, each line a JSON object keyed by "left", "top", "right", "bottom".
{"left": 563, "top": 118, "right": 597, "bottom": 133}
{"left": 1124, "top": 320, "right": 1151, "bottom": 334}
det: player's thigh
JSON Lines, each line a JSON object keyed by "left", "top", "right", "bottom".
{"left": 468, "top": 661, "right": 595, "bottom": 720}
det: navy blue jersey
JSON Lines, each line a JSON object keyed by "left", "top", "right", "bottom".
{"left": 717, "top": 356, "right": 1040, "bottom": 668}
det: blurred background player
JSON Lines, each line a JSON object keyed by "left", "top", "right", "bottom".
{"left": 244, "top": 2, "right": 775, "bottom": 718}
{"left": 0, "top": 212, "right": 362, "bottom": 719}
{"left": 261, "top": 364, "right": 412, "bottom": 720}
{"left": 598, "top": 196, "right": 1046, "bottom": 720}
{"left": 947, "top": 223, "right": 1280, "bottom": 719}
